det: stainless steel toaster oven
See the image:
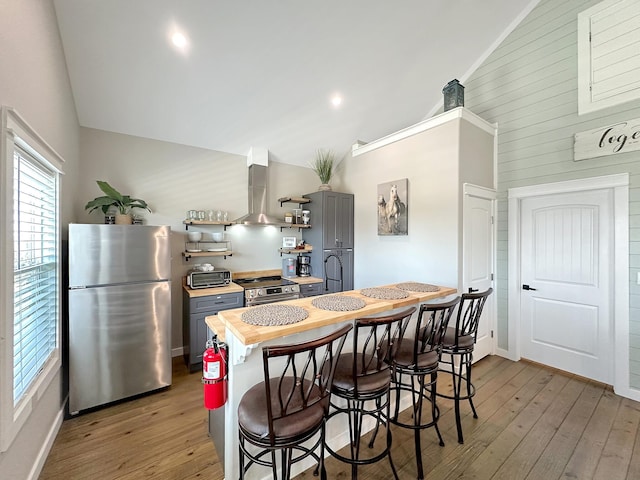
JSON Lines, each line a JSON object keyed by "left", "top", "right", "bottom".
{"left": 187, "top": 268, "right": 231, "bottom": 289}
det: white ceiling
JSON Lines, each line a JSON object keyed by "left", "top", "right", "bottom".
{"left": 53, "top": 0, "right": 535, "bottom": 167}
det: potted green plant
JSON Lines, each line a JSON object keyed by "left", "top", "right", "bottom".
{"left": 85, "top": 180, "right": 151, "bottom": 224}
{"left": 310, "top": 149, "right": 335, "bottom": 191}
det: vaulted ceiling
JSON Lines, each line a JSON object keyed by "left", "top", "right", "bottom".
{"left": 53, "top": 0, "right": 535, "bottom": 167}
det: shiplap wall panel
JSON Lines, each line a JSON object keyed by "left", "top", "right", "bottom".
{"left": 469, "top": 45, "right": 576, "bottom": 106}
{"left": 458, "top": 0, "right": 640, "bottom": 387}
{"left": 471, "top": 52, "right": 576, "bottom": 115}
{"left": 475, "top": 2, "right": 578, "bottom": 68}
{"left": 593, "top": 37, "right": 640, "bottom": 75}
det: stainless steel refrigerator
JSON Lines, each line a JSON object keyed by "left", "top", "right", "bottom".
{"left": 68, "top": 224, "right": 172, "bottom": 415}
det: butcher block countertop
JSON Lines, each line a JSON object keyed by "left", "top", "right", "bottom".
{"left": 182, "top": 281, "right": 243, "bottom": 298}
{"left": 289, "top": 275, "right": 323, "bottom": 284}
{"left": 208, "top": 283, "right": 456, "bottom": 346}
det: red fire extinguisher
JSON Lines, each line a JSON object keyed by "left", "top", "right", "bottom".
{"left": 203, "top": 335, "right": 228, "bottom": 410}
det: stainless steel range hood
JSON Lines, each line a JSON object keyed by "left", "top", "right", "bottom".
{"left": 233, "top": 152, "right": 282, "bottom": 225}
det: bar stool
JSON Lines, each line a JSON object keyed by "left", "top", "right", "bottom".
{"left": 388, "top": 297, "right": 460, "bottom": 480}
{"left": 325, "top": 307, "right": 417, "bottom": 480}
{"left": 438, "top": 288, "right": 492, "bottom": 444}
{"left": 237, "top": 324, "right": 352, "bottom": 480}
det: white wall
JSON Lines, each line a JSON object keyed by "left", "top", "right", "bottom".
{"left": 78, "top": 127, "right": 321, "bottom": 350}
{"left": 0, "top": 0, "right": 80, "bottom": 478}
{"left": 341, "top": 115, "right": 493, "bottom": 291}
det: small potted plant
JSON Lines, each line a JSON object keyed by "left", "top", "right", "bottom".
{"left": 310, "top": 149, "right": 335, "bottom": 191}
{"left": 85, "top": 180, "right": 151, "bottom": 224}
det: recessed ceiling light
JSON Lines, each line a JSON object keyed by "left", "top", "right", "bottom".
{"left": 331, "top": 94, "right": 343, "bottom": 107}
{"left": 171, "top": 32, "right": 188, "bottom": 49}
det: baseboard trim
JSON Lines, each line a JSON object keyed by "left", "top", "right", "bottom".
{"left": 495, "top": 347, "right": 517, "bottom": 361}
{"left": 172, "top": 347, "right": 184, "bottom": 357}
{"left": 614, "top": 385, "right": 640, "bottom": 402}
{"left": 28, "top": 406, "right": 64, "bottom": 480}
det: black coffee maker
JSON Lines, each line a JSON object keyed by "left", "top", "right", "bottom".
{"left": 297, "top": 256, "right": 311, "bottom": 276}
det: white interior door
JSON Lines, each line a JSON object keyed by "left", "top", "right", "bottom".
{"left": 463, "top": 188, "right": 495, "bottom": 362}
{"left": 520, "top": 189, "right": 613, "bottom": 383}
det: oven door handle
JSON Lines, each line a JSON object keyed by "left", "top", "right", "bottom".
{"left": 246, "top": 293, "right": 301, "bottom": 306}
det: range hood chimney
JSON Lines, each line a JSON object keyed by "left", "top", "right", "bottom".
{"left": 233, "top": 148, "right": 282, "bottom": 226}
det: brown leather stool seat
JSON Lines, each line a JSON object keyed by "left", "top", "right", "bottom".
{"left": 238, "top": 324, "right": 352, "bottom": 480}
{"left": 437, "top": 288, "right": 492, "bottom": 445}
{"left": 239, "top": 378, "right": 327, "bottom": 443}
{"left": 442, "top": 328, "right": 474, "bottom": 349}
{"left": 331, "top": 353, "right": 392, "bottom": 395}
{"left": 324, "top": 307, "right": 416, "bottom": 480}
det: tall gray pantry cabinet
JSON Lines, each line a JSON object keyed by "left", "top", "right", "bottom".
{"left": 302, "top": 191, "right": 354, "bottom": 294}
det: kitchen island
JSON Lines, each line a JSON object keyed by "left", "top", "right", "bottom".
{"left": 206, "top": 283, "right": 456, "bottom": 480}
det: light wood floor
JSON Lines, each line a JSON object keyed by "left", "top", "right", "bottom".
{"left": 40, "top": 357, "right": 222, "bottom": 480}
{"left": 40, "top": 355, "right": 640, "bottom": 479}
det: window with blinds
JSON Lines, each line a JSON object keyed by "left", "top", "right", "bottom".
{"left": 578, "top": 0, "right": 640, "bottom": 114}
{"left": 0, "top": 107, "right": 63, "bottom": 452}
{"left": 12, "top": 146, "right": 59, "bottom": 405}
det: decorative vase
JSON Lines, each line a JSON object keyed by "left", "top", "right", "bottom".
{"left": 114, "top": 213, "right": 132, "bottom": 225}
{"left": 318, "top": 183, "right": 332, "bottom": 191}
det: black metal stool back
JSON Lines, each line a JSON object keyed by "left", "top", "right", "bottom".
{"left": 449, "top": 287, "right": 492, "bottom": 351}
{"left": 389, "top": 296, "right": 460, "bottom": 480}
{"left": 325, "top": 307, "right": 417, "bottom": 479}
{"left": 439, "top": 287, "right": 492, "bottom": 444}
{"left": 238, "top": 324, "right": 352, "bottom": 480}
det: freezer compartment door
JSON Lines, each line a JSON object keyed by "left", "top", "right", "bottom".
{"left": 69, "top": 224, "right": 171, "bottom": 286}
{"left": 68, "top": 281, "right": 171, "bottom": 414}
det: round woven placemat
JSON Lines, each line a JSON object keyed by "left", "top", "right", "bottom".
{"left": 395, "top": 282, "right": 441, "bottom": 293}
{"left": 360, "top": 287, "right": 409, "bottom": 300}
{"left": 241, "top": 304, "right": 308, "bottom": 326}
{"left": 311, "top": 295, "right": 366, "bottom": 311}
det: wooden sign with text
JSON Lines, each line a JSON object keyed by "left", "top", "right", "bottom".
{"left": 574, "top": 118, "right": 640, "bottom": 161}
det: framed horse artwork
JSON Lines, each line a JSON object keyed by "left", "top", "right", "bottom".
{"left": 377, "top": 178, "right": 408, "bottom": 235}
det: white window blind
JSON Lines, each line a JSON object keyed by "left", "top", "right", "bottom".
{"left": 578, "top": 0, "right": 640, "bottom": 114}
{"left": 12, "top": 145, "right": 59, "bottom": 405}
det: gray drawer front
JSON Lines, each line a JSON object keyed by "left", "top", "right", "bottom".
{"left": 190, "top": 292, "right": 243, "bottom": 314}
{"left": 300, "top": 283, "right": 323, "bottom": 297}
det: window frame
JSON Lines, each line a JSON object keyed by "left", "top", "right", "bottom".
{"left": 578, "top": 0, "right": 640, "bottom": 115}
{"left": 0, "top": 107, "right": 64, "bottom": 452}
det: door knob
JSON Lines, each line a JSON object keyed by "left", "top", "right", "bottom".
{"left": 468, "top": 287, "right": 479, "bottom": 293}
{"left": 522, "top": 284, "right": 537, "bottom": 291}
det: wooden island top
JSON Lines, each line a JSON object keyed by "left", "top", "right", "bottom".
{"left": 207, "top": 283, "right": 456, "bottom": 345}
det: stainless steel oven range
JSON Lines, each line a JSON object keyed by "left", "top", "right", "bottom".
{"left": 235, "top": 275, "right": 301, "bottom": 306}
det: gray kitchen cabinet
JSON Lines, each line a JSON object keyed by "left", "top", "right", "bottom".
{"left": 310, "top": 191, "right": 354, "bottom": 248}
{"left": 302, "top": 191, "right": 354, "bottom": 294}
{"left": 298, "top": 281, "right": 323, "bottom": 297}
{"left": 323, "top": 248, "right": 354, "bottom": 293}
{"left": 182, "top": 290, "right": 243, "bottom": 372}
